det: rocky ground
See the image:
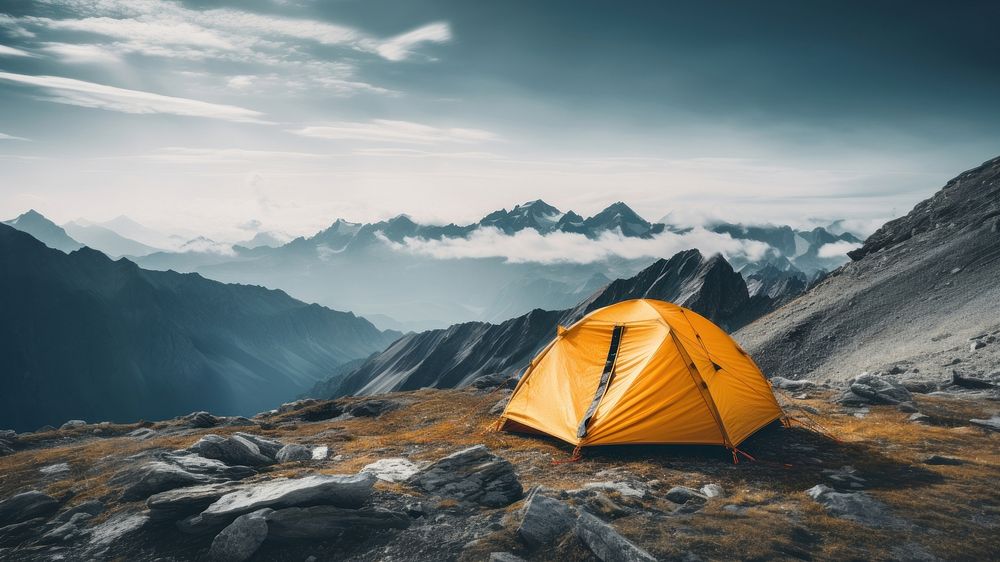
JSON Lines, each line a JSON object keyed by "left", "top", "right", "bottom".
{"left": 0, "top": 375, "right": 997, "bottom": 562}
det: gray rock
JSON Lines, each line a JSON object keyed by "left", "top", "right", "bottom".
{"left": 361, "top": 458, "right": 422, "bottom": 482}
{"left": 841, "top": 373, "right": 912, "bottom": 405}
{"left": 226, "top": 417, "right": 256, "bottom": 427}
{"left": 278, "top": 399, "right": 318, "bottom": 414}
{"left": 770, "top": 377, "right": 815, "bottom": 391}
{"left": 232, "top": 433, "right": 284, "bottom": 459}
{"left": 700, "top": 484, "right": 725, "bottom": 498}
{"left": 311, "top": 445, "right": 329, "bottom": 460}
{"left": 897, "top": 402, "right": 918, "bottom": 413}
{"left": 969, "top": 416, "right": 1000, "bottom": 431}
{"left": 665, "top": 486, "right": 707, "bottom": 504}
{"left": 805, "top": 484, "right": 901, "bottom": 527}
{"left": 53, "top": 500, "right": 105, "bottom": 524}
{"left": 575, "top": 511, "right": 656, "bottom": 562}
{"left": 60, "top": 420, "right": 86, "bottom": 430}
{"left": 189, "top": 434, "right": 274, "bottom": 467}
{"left": 85, "top": 512, "right": 149, "bottom": 553}
{"left": 39, "top": 512, "right": 93, "bottom": 543}
{"left": 970, "top": 340, "right": 986, "bottom": 351}
{"left": 951, "top": 372, "right": 995, "bottom": 389}
{"left": 186, "top": 411, "right": 220, "bottom": 428}
{"left": 489, "top": 397, "right": 510, "bottom": 415}
{"left": 0, "top": 517, "right": 48, "bottom": 546}
{"left": 471, "top": 373, "right": 517, "bottom": 390}
{"left": 0, "top": 491, "right": 59, "bottom": 525}
{"left": 908, "top": 412, "right": 931, "bottom": 423}
{"left": 128, "top": 427, "right": 157, "bottom": 440}
{"left": 408, "top": 445, "right": 523, "bottom": 507}
{"left": 582, "top": 481, "right": 647, "bottom": 498}
{"left": 181, "top": 473, "right": 375, "bottom": 533}
{"left": 39, "top": 462, "right": 71, "bottom": 476}
{"left": 208, "top": 508, "right": 271, "bottom": 562}
{"left": 115, "top": 461, "right": 213, "bottom": 501}
{"left": 275, "top": 444, "right": 312, "bottom": 462}
{"left": 264, "top": 505, "right": 409, "bottom": 539}
{"left": 517, "top": 493, "right": 577, "bottom": 548}
{"left": 147, "top": 482, "right": 240, "bottom": 522}
{"left": 164, "top": 452, "right": 256, "bottom": 480}
{"left": 901, "top": 380, "right": 940, "bottom": 394}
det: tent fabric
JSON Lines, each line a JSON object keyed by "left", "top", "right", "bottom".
{"left": 498, "top": 299, "right": 783, "bottom": 449}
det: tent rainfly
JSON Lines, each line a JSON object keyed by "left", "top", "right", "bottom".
{"left": 498, "top": 299, "right": 784, "bottom": 455}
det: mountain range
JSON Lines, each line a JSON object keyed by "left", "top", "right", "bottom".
{"left": 0, "top": 223, "right": 401, "bottom": 431}
{"left": 319, "top": 248, "right": 785, "bottom": 399}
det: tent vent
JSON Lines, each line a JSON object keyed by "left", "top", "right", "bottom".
{"left": 576, "top": 324, "right": 624, "bottom": 439}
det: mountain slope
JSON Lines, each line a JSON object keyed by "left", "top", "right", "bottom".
{"left": 4, "top": 210, "right": 82, "bottom": 253}
{"left": 735, "top": 155, "right": 1000, "bottom": 382}
{"left": 0, "top": 224, "right": 400, "bottom": 431}
{"left": 63, "top": 221, "right": 161, "bottom": 257}
{"left": 324, "top": 249, "right": 771, "bottom": 398}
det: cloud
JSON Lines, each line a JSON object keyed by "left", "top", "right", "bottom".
{"left": 352, "top": 147, "right": 501, "bottom": 159}
{"left": 817, "top": 240, "right": 862, "bottom": 258}
{"left": 380, "top": 226, "right": 773, "bottom": 265}
{"left": 375, "top": 22, "right": 451, "bottom": 61}
{"left": 0, "top": 44, "right": 37, "bottom": 57}
{"left": 226, "top": 75, "right": 254, "bottom": 90}
{"left": 292, "top": 119, "right": 498, "bottom": 144}
{"left": 41, "top": 42, "right": 120, "bottom": 63}
{"left": 137, "top": 147, "right": 328, "bottom": 163}
{"left": 0, "top": 72, "right": 269, "bottom": 123}
{"left": 0, "top": 132, "right": 30, "bottom": 141}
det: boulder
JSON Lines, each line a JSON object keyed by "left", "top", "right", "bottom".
{"left": 232, "top": 433, "right": 284, "bottom": 459}
{"left": 516, "top": 493, "right": 577, "bottom": 548}
{"left": 841, "top": 373, "right": 912, "bottom": 405}
{"left": 471, "top": 373, "right": 518, "bottom": 390}
{"left": 951, "top": 372, "right": 995, "bottom": 389}
{"left": 278, "top": 399, "right": 318, "bottom": 414}
{"left": 264, "top": 505, "right": 410, "bottom": 539}
{"left": 181, "top": 473, "right": 376, "bottom": 533}
{"left": 85, "top": 512, "right": 149, "bottom": 554}
{"left": 147, "top": 483, "right": 240, "bottom": 522}
{"left": 665, "top": 486, "right": 707, "bottom": 504}
{"left": 275, "top": 444, "right": 312, "bottom": 462}
{"left": 207, "top": 508, "right": 271, "bottom": 562}
{"left": 582, "top": 481, "right": 646, "bottom": 499}
{"left": 0, "top": 491, "right": 59, "bottom": 525}
{"left": 60, "top": 420, "right": 86, "bottom": 430}
{"left": 0, "top": 517, "right": 49, "bottom": 546}
{"left": 361, "top": 458, "right": 422, "bottom": 483}
{"left": 575, "top": 511, "right": 657, "bottom": 562}
{"left": 805, "top": 484, "right": 900, "bottom": 527}
{"left": 408, "top": 445, "right": 523, "bottom": 507}
{"left": 908, "top": 412, "right": 930, "bottom": 423}
{"left": 53, "top": 500, "right": 104, "bottom": 524}
{"left": 186, "top": 411, "right": 219, "bottom": 428}
{"left": 189, "top": 434, "right": 274, "bottom": 467}
{"left": 163, "top": 452, "right": 256, "bottom": 480}
{"left": 115, "top": 461, "right": 213, "bottom": 501}
{"left": 39, "top": 512, "right": 93, "bottom": 543}
{"left": 128, "top": 427, "right": 157, "bottom": 440}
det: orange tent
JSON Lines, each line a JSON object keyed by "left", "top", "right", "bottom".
{"left": 498, "top": 299, "right": 783, "bottom": 452}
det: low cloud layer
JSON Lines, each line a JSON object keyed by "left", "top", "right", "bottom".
{"left": 380, "top": 227, "right": 773, "bottom": 265}
{"left": 817, "top": 240, "right": 862, "bottom": 259}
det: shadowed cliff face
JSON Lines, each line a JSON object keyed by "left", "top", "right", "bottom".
{"left": 326, "top": 249, "right": 777, "bottom": 398}
{"left": 0, "top": 224, "right": 400, "bottom": 431}
{"left": 737, "top": 155, "right": 1000, "bottom": 382}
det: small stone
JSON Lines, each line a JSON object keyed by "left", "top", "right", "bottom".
{"left": 489, "top": 553, "right": 527, "bottom": 562}
{"left": 897, "top": 402, "right": 918, "bottom": 413}
{"left": 970, "top": 416, "right": 1000, "bottom": 432}
{"left": 805, "top": 484, "right": 900, "bottom": 527}
{"left": 582, "top": 481, "right": 646, "bottom": 498}
{"left": 970, "top": 341, "right": 986, "bottom": 351}
{"left": 207, "top": 508, "right": 271, "bottom": 562}
{"left": 186, "top": 411, "right": 219, "bottom": 428}
{"left": 39, "top": 463, "right": 71, "bottom": 476}
{"left": 908, "top": 412, "right": 930, "bottom": 423}
{"left": 311, "top": 446, "right": 329, "bottom": 460}
{"left": 128, "top": 427, "right": 156, "bottom": 440}
{"left": 60, "top": 420, "right": 86, "bottom": 430}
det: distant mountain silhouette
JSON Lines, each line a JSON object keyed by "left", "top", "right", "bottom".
{"left": 4, "top": 210, "right": 82, "bottom": 253}
{"left": 63, "top": 220, "right": 161, "bottom": 257}
{"left": 0, "top": 223, "right": 400, "bottom": 431}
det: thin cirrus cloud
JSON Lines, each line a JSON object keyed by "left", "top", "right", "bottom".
{"left": 0, "top": 132, "right": 30, "bottom": 141}
{"left": 40, "top": 43, "right": 121, "bottom": 64}
{"left": 292, "top": 119, "right": 498, "bottom": 144}
{"left": 0, "top": 44, "right": 36, "bottom": 57}
{"left": 0, "top": 71, "right": 269, "bottom": 123}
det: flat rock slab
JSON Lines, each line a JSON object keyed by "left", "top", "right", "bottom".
{"left": 517, "top": 493, "right": 577, "bottom": 548}
{"left": 408, "top": 445, "right": 523, "bottom": 508}
{"left": 115, "top": 461, "right": 213, "bottom": 501}
{"left": 189, "top": 434, "right": 274, "bottom": 467}
{"left": 361, "top": 458, "right": 423, "bottom": 483}
{"left": 165, "top": 452, "right": 256, "bottom": 480}
{"left": 147, "top": 482, "right": 241, "bottom": 522}
{"left": 182, "top": 473, "right": 376, "bottom": 533}
{"left": 805, "top": 484, "right": 903, "bottom": 527}
{"left": 575, "top": 511, "right": 657, "bottom": 562}
{"left": 264, "top": 505, "right": 410, "bottom": 539}
{"left": 970, "top": 416, "right": 1000, "bottom": 431}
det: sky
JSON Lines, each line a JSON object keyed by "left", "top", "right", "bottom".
{"left": 0, "top": 0, "right": 998, "bottom": 242}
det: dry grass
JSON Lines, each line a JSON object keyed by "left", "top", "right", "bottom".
{"left": 1, "top": 388, "right": 996, "bottom": 561}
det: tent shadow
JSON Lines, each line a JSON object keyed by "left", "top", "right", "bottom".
{"left": 530, "top": 422, "right": 945, "bottom": 493}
